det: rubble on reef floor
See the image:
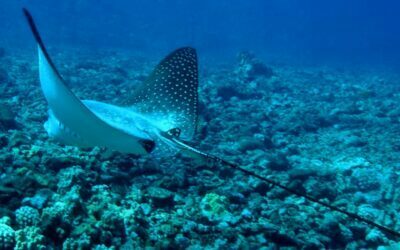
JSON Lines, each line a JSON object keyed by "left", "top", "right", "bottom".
{"left": 0, "top": 48, "right": 400, "bottom": 249}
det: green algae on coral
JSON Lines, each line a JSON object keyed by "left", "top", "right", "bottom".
{"left": 200, "top": 193, "right": 232, "bottom": 222}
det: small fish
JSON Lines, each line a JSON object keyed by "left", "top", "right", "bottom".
{"left": 23, "top": 8, "right": 399, "bottom": 239}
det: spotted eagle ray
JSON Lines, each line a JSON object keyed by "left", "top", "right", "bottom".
{"left": 23, "top": 8, "right": 399, "bottom": 238}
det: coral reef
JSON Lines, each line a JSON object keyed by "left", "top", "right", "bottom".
{"left": 15, "top": 226, "right": 46, "bottom": 250}
{"left": 0, "top": 102, "right": 18, "bottom": 131}
{"left": 0, "top": 223, "right": 15, "bottom": 250}
{"left": 15, "top": 206, "right": 40, "bottom": 228}
{"left": 236, "top": 51, "right": 273, "bottom": 81}
{"left": 200, "top": 193, "right": 231, "bottom": 222}
{"left": 0, "top": 48, "right": 399, "bottom": 248}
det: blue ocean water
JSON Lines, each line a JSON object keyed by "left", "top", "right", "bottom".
{"left": 1, "top": 0, "right": 400, "bottom": 249}
{"left": 1, "top": 0, "right": 400, "bottom": 67}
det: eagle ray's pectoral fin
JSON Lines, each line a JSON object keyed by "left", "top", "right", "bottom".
{"left": 23, "top": 8, "right": 152, "bottom": 155}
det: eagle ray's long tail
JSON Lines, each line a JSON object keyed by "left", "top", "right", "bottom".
{"left": 167, "top": 130, "right": 400, "bottom": 238}
{"left": 166, "top": 133, "right": 400, "bottom": 238}
{"left": 211, "top": 155, "right": 400, "bottom": 238}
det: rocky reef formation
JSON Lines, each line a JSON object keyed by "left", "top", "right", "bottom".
{"left": 0, "top": 49, "right": 399, "bottom": 248}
